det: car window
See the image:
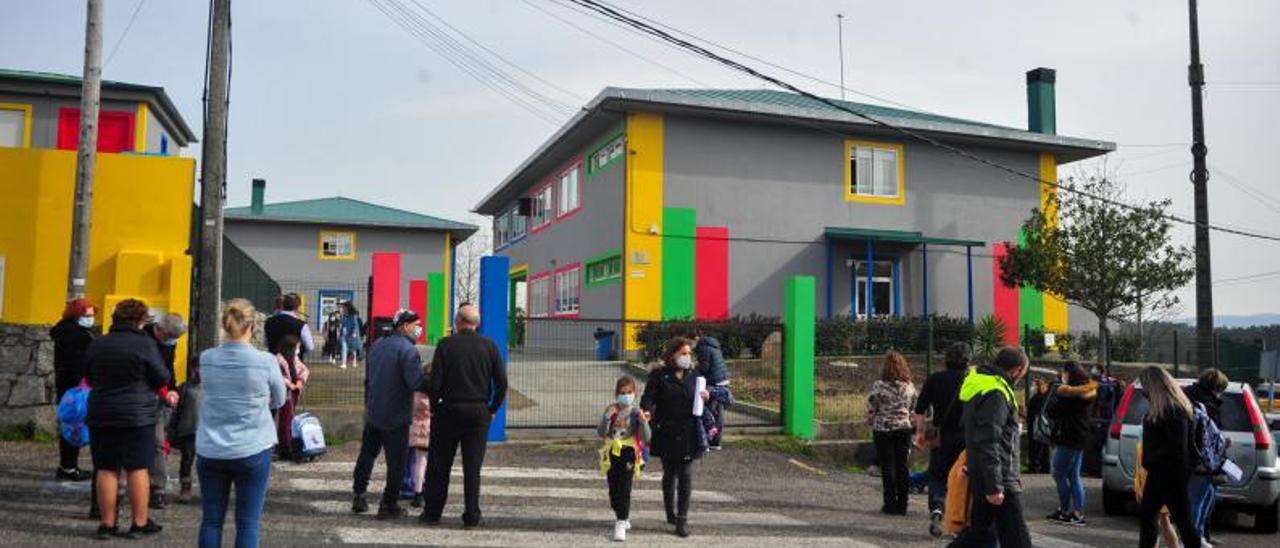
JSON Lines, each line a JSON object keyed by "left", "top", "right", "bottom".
{"left": 1218, "top": 393, "right": 1252, "bottom": 432}
{"left": 1123, "top": 390, "right": 1149, "bottom": 425}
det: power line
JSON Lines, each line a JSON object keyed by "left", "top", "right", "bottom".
{"left": 104, "top": 0, "right": 147, "bottom": 68}
{"left": 1209, "top": 165, "right": 1280, "bottom": 214}
{"left": 560, "top": 0, "right": 1280, "bottom": 244}
{"left": 1215, "top": 271, "right": 1280, "bottom": 287}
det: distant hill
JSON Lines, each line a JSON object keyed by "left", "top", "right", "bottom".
{"left": 1174, "top": 314, "right": 1280, "bottom": 328}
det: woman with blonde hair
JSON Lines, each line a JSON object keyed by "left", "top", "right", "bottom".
{"left": 1136, "top": 366, "right": 1201, "bottom": 548}
{"left": 867, "top": 351, "right": 917, "bottom": 514}
{"left": 196, "top": 299, "right": 286, "bottom": 548}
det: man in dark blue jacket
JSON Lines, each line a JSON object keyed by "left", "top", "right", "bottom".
{"left": 693, "top": 333, "right": 728, "bottom": 448}
{"left": 352, "top": 309, "right": 425, "bottom": 519}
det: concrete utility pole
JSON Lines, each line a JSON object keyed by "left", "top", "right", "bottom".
{"left": 66, "top": 0, "right": 103, "bottom": 300}
{"left": 836, "top": 14, "right": 846, "bottom": 100}
{"left": 195, "top": 0, "right": 232, "bottom": 351}
{"left": 1187, "top": 0, "right": 1215, "bottom": 369}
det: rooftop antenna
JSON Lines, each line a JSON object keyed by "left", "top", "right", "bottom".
{"left": 836, "top": 13, "right": 846, "bottom": 100}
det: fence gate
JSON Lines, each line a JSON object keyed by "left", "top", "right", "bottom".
{"left": 505, "top": 318, "right": 785, "bottom": 430}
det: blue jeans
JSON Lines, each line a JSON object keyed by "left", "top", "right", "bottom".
{"left": 341, "top": 336, "right": 361, "bottom": 362}
{"left": 1051, "top": 446, "right": 1085, "bottom": 514}
{"left": 1187, "top": 474, "right": 1216, "bottom": 539}
{"left": 198, "top": 448, "right": 272, "bottom": 548}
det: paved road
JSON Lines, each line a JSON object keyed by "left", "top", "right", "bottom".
{"left": 0, "top": 438, "right": 1274, "bottom": 547}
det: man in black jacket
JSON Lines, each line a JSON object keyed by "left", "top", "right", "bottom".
{"left": 948, "top": 347, "right": 1032, "bottom": 548}
{"left": 352, "top": 309, "right": 425, "bottom": 519}
{"left": 913, "top": 342, "right": 971, "bottom": 537}
{"left": 265, "top": 293, "right": 314, "bottom": 357}
{"left": 419, "top": 303, "right": 508, "bottom": 528}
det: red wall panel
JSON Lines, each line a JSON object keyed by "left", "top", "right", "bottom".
{"left": 371, "top": 252, "right": 402, "bottom": 333}
{"left": 991, "top": 243, "right": 1020, "bottom": 346}
{"left": 57, "top": 108, "right": 135, "bottom": 152}
{"left": 409, "top": 279, "right": 428, "bottom": 344}
{"left": 695, "top": 226, "right": 730, "bottom": 321}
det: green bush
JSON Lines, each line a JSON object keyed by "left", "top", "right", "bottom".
{"left": 972, "top": 314, "right": 1008, "bottom": 364}
{"left": 815, "top": 315, "right": 973, "bottom": 356}
{"left": 632, "top": 314, "right": 781, "bottom": 362}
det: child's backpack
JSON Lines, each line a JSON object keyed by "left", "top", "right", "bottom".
{"left": 1191, "top": 402, "right": 1228, "bottom": 474}
{"left": 291, "top": 412, "right": 327, "bottom": 461}
{"left": 57, "top": 381, "right": 91, "bottom": 448}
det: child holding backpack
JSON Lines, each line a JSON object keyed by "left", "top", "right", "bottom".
{"left": 169, "top": 356, "right": 203, "bottom": 503}
{"left": 598, "top": 376, "right": 651, "bottom": 542}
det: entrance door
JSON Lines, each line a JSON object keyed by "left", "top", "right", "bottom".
{"left": 317, "top": 289, "right": 354, "bottom": 330}
{"left": 852, "top": 260, "right": 894, "bottom": 319}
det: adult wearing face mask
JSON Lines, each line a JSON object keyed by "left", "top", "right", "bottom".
{"left": 142, "top": 313, "right": 186, "bottom": 509}
{"left": 641, "top": 337, "right": 711, "bottom": 538}
{"left": 51, "top": 298, "right": 99, "bottom": 482}
{"left": 352, "top": 309, "right": 426, "bottom": 519}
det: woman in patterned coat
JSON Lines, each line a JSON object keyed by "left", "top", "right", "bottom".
{"left": 867, "top": 351, "right": 918, "bottom": 515}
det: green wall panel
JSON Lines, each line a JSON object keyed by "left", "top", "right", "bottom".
{"left": 662, "top": 207, "right": 696, "bottom": 320}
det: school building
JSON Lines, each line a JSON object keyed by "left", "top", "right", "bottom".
{"left": 475, "top": 68, "right": 1115, "bottom": 349}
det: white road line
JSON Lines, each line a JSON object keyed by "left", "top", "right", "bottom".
{"left": 280, "top": 462, "right": 659, "bottom": 482}
{"left": 288, "top": 478, "right": 738, "bottom": 502}
{"left": 306, "top": 500, "right": 807, "bottom": 526}
{"left": 334, "top": 527, "right": 875, "bottom": 547}
{"left": 1030, "top": 532, "right": 1097, "bottom": 548}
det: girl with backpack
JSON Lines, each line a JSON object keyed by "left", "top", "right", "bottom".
{"left": 1136, "top": 366, "right": 1202, "bottom": 548}
{"left": 1047, "top": 361, "right": 1097, "bottom": 527}
{"left": 599, "top": 375, "right": 651, "bottom": 542}
{"left": 274, "top": 335, "right": 310, "bottom": 461}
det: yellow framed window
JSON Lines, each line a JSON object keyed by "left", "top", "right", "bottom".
{"left": 844, "top": 140, "right": 905, "bottom": 205}
{"left": 318, "top": 231, "right": 356, "bottom": 260}
{"left": 0, "top": 103, "right": 33, "bottom": 148}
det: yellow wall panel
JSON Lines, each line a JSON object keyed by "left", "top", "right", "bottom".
{"left": 623, "top": 112, "right": 665, "bottom": 350}
{"left": 1039, "top": 152, "right": 1068, "bottom": 334}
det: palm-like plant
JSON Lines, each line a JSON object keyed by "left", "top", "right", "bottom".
{"left": 972, "top": 314, "right": 1008, "bottom": 364}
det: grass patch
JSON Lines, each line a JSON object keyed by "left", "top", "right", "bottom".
{"left": 324, "top": 433, "right": 354, "bottom": 447}
{"left": 0, "top": 423, "right": 56, "bottom": 444}
{"left": 729, "top": 436, "right": 817, "bottom": 459}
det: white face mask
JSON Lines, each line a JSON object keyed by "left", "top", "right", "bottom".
{"left": 676, "top": 355, "right": 693, "bottom": 369}
{"left": 78, "top": 316, "right": 95, "bottom": 329}
{"left": 412, "top": 325, "right": 424, "bottom": 340}
{"left": 617, "top": 393, "right": 634, "bottom": 407}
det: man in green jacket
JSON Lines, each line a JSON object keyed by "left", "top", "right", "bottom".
{"left": 948, "top": 347, "right": 1032, "bottom": 548}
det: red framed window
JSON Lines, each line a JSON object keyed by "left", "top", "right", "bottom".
{"left": 529, "top": 182, "right": 555, "bottom": 234}
{"left": 551, "top": 264, "right": 581, "bottom": 317}
{"left": 57, "top": 108, "right": 135, "bottom": 152}
{"left": 555, "top": 162, "right": 582, "bottom": 220}
{"left": 527, "top": 272, "right": 552, "bottom": 318}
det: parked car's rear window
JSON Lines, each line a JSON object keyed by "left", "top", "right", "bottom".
{"left": 1123, "top": 390, "right": 1150, "bottom": 425}
{"left": 1123, "top": 389, "right": 1252, "bottom": 432}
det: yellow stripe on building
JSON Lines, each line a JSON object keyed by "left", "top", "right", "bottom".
{"left": 135, "top": 103, "right": 148, "bottom": 152}
{"left": 443, "top": 231, "right": 452, "bottom": 335}
{"left": 1040, "top": 152, "right": 1068, "bottom": 334}
{"left": 623, "top": 112, "right": 664, "bottom": 350}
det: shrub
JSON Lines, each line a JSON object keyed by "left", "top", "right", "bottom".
{"left": 632, "top": 314, "right": 782, "bottom": 362}
{"left": 815, "top": 315, "right": 973, "bottom": 356}
{"left": 972, "top": 314, "right": 1008, "bottom": 364}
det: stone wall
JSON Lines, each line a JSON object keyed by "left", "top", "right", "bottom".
{"left": 0, "top": 323, "right": 56, "bottom": 432}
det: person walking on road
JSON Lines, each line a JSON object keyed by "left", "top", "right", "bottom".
{"left": 1135, "top": 366, "right": 1203, "bottom": 548}
{"left": 867, "top": 351, "right": 917, "bottom": 515}
{"left": 947, "top": 347, "right": 1032, "bottom": 548}
{"left": 339, "top": 302, "right": 365, "bottom": 369}
{"left": 85, "top": 298, "right": 170, "bottom": 540}
{"left": 142, "top": 312, "right": 186, "bottom": 509}
{"left": 1184, "top": 368, "right": 1227, "bottom": 546}
{"left": 599, "top": 375, "right": 652, "bottom": 541}
{"left": 352, "top": 309, "right": 426, "bottom": 519}
{"left": 196, "top": 299, "right": 287, "bottom": 548}
{"left": 913, "top": 342, "right": 971, "bottom": 537}
{"left": 418, "top": 303, "right": 508, "bottom": 528}
{"left": 51, "top": 298, "right": 97, "bottom": 482}
{"left": 641, "top": 337, "right": 710, "bottom": 538}
{"left": 692, "top": 331, "right": 729, "bottom": 450}
{"left": 1047, "top": 361, "right": 1097, "bottom": 527}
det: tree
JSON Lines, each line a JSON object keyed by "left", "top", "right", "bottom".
{"left": 454, "top": 228, "right": 491, "bottom": 305}
{"left": 999, "top": 176, "right": 1193, "bottom": 366}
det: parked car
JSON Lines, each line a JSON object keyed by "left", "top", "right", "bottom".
{"left": 1101, "top": 380, "right": 1280, "bottom": 533}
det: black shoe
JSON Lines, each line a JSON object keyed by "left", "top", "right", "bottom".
{"left": 352, "top": 494, "right": 369, "bottom": 514}
{"left": 57, "top": 468, "right": 93, "bottom": 482}
{"left": 666, "top": 513, "right": 677, "bottom": 525}
{"left": 1046, "top": 510, "right": 1067, "bottom": 522}
{"left": 418, "top": 513, "right": 441, "bottom": 526}
{"left": 463, "top": 518, "right": 484, "bottom": 529}
{"left": 94, "top": 524, "right": 117, "bottom": 540}
{"left": 376, "top": 505, "right": 406, "bottom": 520}
{"left": 124, "top": 519, "right": 162, "bottom": 539}
{"left": 675, "top": 519, "right": 689, "bottom": 538}
{"left": 149, "top": 492, "right": 166, "bottom": 510}
{"left": 410, "top": 493, "right": 424, "bottom": 508}
{"left": 88, "top": 507, "right": 101, "bottom": 521}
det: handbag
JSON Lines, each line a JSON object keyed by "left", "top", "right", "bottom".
{"left": 923, "top": 381, "right": 962, "bottom": 449}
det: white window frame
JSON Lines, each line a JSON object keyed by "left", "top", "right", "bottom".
{"left": 528, "top": 275, "right": 551, "bottom": 317}
{"left": 531, "top": 185, "right": 554, "bottom": 230}
{"left": 557, "top": 165, "right": 580, "bottom": 218}
{"left": 553, "top": 266, "right": 581, "bottom": 316}
{"left": 853, "top": 260, "right": 894, "bottom": 319}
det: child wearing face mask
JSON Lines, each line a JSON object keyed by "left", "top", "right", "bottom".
{"left": 598, "top": 376, "right": 651, "bottom": 542}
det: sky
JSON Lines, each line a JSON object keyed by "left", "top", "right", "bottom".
{"left": 2, "top": 0, "right": 1277, "bottom": 317}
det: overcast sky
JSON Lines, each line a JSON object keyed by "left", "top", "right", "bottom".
{"left": 3, "top": 0, "right": 1277, "bottom": 317}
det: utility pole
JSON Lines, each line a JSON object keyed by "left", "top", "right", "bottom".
{"left": 836, "top": 14, "right": 846, "bottom": 100}
{"left": 66, "top": 0, "right": 103, "bottom": 300}
{"left": 195, "top": 0, "right": 232, "bottom": 351}
{"left": 1187, "top": 0, "right": 1215, "bottom": 369}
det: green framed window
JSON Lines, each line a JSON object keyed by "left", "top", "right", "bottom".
{"left": 585, "top": 127, "right": 625, "bottom": 176}
{"left": 584, "top": 250, "right": 622, "bottom": 287}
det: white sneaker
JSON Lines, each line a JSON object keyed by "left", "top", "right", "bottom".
{"left": 340, "top": 364, "right": 347, "bottom": 370}
{"left": 612, "top": 520, "right": 626, "bottom": 541}
{"left": 623, "top": 520, "right": 631, "bottom": 530}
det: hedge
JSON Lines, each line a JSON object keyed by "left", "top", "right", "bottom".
{"left": 633, "top": 314, "right": 781, "bottom": 362}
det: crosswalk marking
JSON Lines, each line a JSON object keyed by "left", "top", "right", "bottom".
{"left": 1030, "top": 533, "right": 1095, "bottom": 548}
{"left": 283, "top": 462, "right": 660, "bottom": 482}
{"left": 334, "top": 527, "right": 878, "bottom": 547}
{"left": 306, "top": 500, "right": 808, "bottom": 526}
{"left": 287, "top": 478, "right": 739, "bottom": 502}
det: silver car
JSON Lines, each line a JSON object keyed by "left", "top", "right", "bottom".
{"left": 1101, "top": 380, "right": 1280, "bottom": 533}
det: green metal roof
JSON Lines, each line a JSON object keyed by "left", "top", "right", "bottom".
{"left": 226, "top": 197, "right": 478, "bottom": 234}
{"left": 824, "top": 227, "right": 985, "bottom": 247}
{"left": 0, "top": 68, "right": 198, "bottom": 144}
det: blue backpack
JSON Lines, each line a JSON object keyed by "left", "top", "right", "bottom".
{"left": 57, "top": 382, "right": 91, "bottom": 448}
{"left": 1191, "top": 402, "right": 1228, "bottom": 475}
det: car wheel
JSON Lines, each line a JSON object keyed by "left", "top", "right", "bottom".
{"left": 1102, "top": 486, "right": 1128, "bottom": 516}
{"left": 1254, "top": 499, "right": 1279, "bottom": 534}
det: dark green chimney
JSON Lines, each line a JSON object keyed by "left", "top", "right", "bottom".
{"left": 251, "top": 178, "right": 266, "bottom": 214}
{"left": 1026, "top": 68, "right": 1056, "bottom": 135}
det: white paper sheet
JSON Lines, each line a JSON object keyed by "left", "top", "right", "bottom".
{"left": 693, "top": 376, "right": 706, "bottom": 416}
{"left": 1221, "top": 459, "right": 1244, "bottom": 483}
